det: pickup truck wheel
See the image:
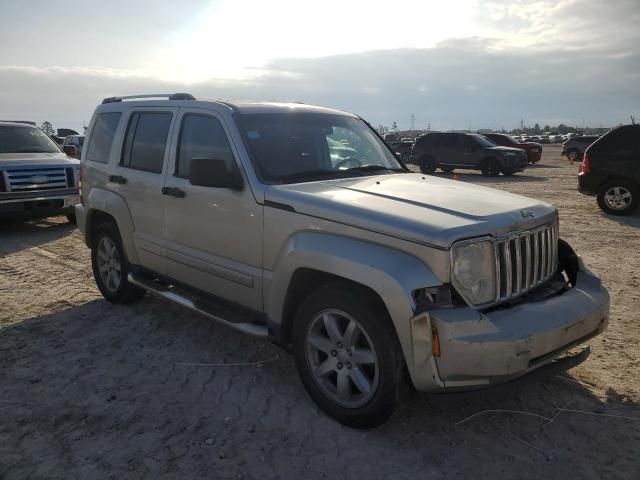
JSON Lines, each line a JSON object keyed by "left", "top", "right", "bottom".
{"left": 597, "top": 180, "right": 639, "bottom": 216}
{"left": 91, "top": 223, "right": 145, "bottom": 303}
{"left": 480, "top": 157, "right": 500, "bottom": 176}
{"left": 418, "top": 155, "right": 436, "bottom": 174}
{"left": 292, "top": 283, "right": 404, "bottom": 428}
{"left": 66, "top": 213, "right": 77, "bottom": 224}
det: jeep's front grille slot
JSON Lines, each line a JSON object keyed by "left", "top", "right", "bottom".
{"left": 495, "top": 221, "right": 558, "bottom": 303}
{"left": 5, "top": 167, "right": 69, "bottom": 192}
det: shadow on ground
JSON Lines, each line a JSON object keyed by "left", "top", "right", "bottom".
{"left": 1, "top": 299, "right": 638, "bottom": 479}
{"left": 0, "top": 217, "right": 76, "bottom": 256}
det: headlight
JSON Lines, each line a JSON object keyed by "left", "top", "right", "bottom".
{"left": 451, "top": 239, "right": 496, "bottom": 305}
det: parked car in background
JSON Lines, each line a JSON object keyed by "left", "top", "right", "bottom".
{"left": 562, "top": 135, "right": 600, "bottom": 163}
{"left": 483, "top": 133, "right": 543, "bottom": 164}
{"left": 62, "top": 134, "right": 85, "bottom": 158}
{"left": 548, "top": 134, "right": 564, "bottom": 143}
{"left": 412, "top": 132, "right": 528, "bottom": 175}
{"left": 578, "top": 124, "right": 640, "bottom": 216}
{"left": 0, "top": 121, "right": 79, "bottom": 222}
{"left": 387, "top": 140, "right": 413, "bottom": 162}
{"left": 76, "top": 93, "right": 609, "bottom": 427}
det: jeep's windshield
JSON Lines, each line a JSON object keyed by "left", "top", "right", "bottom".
{"left": 239, "top": 113, "right": 405, "bottom": 183}
{"left": 0, "top": 125, "right": 61, "bottom": 154}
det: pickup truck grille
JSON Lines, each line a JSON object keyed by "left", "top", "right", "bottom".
{"left": 495, "top": 221, "right": 558, "bottom": 303}
{"left": 4, "top": 167, "right": 74, "bottom": 192}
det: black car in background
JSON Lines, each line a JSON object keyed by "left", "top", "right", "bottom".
{"left": 578, "top": 124, "right": 640, "bottom": 216}
{"left": 411, "top": 132, "right": 528, "bottom": 176}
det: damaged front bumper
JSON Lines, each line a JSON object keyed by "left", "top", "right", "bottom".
{"left": 408, "top": 268, "right": 609, "bottom": 392}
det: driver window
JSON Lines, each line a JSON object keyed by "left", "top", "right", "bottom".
{"left": 176, "top": 114, "right": 236, "bottom": 178}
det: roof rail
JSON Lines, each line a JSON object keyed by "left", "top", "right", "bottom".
{"left": 101, "top": 93, "right": 196, "bottom": 104}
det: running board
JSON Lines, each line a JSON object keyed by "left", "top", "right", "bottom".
{"left": 127, "top": 273, "right": 268, "bottom": 338}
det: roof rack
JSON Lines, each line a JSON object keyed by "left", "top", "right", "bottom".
{"left": 101, "top": 93, "right": 196, "bottom": 104}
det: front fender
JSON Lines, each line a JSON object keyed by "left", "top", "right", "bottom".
{"left": 84, "top": 188, "right": 139, "bottom": 265}
{"left": 266, "top": 232, "right": 442, "bottom": 387}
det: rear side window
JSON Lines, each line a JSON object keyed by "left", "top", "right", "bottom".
{"left": 86, "top": 112, "right": 121, "bottom": 163}
{"left": 121, "top": 112, "right": 172, "bottom": 173}
{"left": 176, "top": 114, "right": 235, "bottom": 178}
{"left": 592, "top": 127, "right": 640, "bottom": 153}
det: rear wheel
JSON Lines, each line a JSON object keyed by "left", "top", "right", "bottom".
{"left": 597, "top": 180, "right": 639, "bottom": 216}
{"left": 480, "top": 157, "right": 500, "bottom": 176}
{"left": 91, "top": 222, "right": 145, "bottom": 303}
{"left": 418, "top": 155, "right": 436, "bottom": 174}
{"left": 501, "top": 168, "right": 516, "bottom": 176}
{"left": 566, "top": 149, "right": 580, "bottom": 163}
{"left": 66, "top": 213, "right": 77, "bottom": 224}
{"left": 440, "top": 166, "right": 455, "bottom": 173}
{"left": 292, "top": 283, "right": 405, "bottom": 428}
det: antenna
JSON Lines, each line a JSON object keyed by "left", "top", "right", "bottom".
{"left": 631, "top": 115, "right": 636, "bottom": 125}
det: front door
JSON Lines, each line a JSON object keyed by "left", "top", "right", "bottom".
{"left": 109, "top": 107, "right": 177, "bottom": 274}
{"left": 162, "top": 109, "right": 263, "bottom": 311}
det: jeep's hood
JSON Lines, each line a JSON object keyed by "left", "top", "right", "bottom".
{"left": 266, "top": 173, "right": 556, "bottom": 248}
{"left": 0, "top": 152, "right": 79, "bottom": 167}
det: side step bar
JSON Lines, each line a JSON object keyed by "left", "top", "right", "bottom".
{"left": 127, "top": 273, "right": 268, "bottom": 338}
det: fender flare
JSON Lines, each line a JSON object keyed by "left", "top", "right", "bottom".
{"left": 84, "top": 188, "right": 139, "bottom": 265}
{"left": 266, "top": 232, "right": 442, "bottom": 383}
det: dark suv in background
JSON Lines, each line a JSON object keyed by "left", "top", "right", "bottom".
{"left": 412, "top": 132, "right": 528, "bottom": 176}
{"left": 578, "top": 124, "right": 639, "bottom": 216}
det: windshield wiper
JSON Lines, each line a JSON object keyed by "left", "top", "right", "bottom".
{"left": 278, "top": 169, "right": 352, "bottom": 183}
{"left": 343, "top": 165, "right": 406, "bottom": 174}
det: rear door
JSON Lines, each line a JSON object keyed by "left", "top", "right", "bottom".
{"left": 161, "top": 108, "right": 263, "bottom": 311}
{"left": 109, "top": 108, "right": 177, "bottom": 274}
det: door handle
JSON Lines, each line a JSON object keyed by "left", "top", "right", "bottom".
{"left": 161, "top": 187, "right": 186, "bottom": 198}
{"left": 108, "top": 175, "right": 127, "bottom": 184}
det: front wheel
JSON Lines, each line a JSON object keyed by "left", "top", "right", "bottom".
{"left": 91, "top": 222, "right": 145, "bottom": 303}
{"left": 597, "top": 180, "right": 639, "bottom": 216}
{"left": 418, "top": 155, "right": 436, "bottom": 174}
{"left": 481, "top": 157, "right": 500, "bottom": 176}
{"left": 292, "top": 283, "right": 405, "bottom": 428}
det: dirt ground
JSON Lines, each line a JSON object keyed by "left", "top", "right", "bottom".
{"left": 1, "top": 144, "right": 639, "bottom": 479}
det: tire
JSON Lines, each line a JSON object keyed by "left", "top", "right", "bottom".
{"left": 566, "top": 149, "right": 580, "bottom": 162}
{"left": 440, "top": 166, "right": 455, "bottom": 173}
{"left": 91, "top": 222, "right": 145, "bottom": 303}
{"left": 292, "top": 282, "right": 406, "bottom": 428}
{"left": 418, "top": 155, "right": 436, "bottom": 174}
{"left": 596, "top": 180, "right": 639, "bottom": 216}
{"left": 66, "top": 213, "right": 77, "bottom": 224}
{"left": 501, "top": 168, "right": 516, "bottom": 176}
{"left": 480, "top": 157, "right": 500, "bottom": 176}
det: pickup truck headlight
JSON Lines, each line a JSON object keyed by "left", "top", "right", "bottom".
{"left": 451, "top": 239, "right": 496, "bottom": 305}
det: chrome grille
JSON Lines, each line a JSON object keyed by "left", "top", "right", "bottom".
{"left": 5, "top": 167, "right": 71, "bottom": 192}
{"left": 495, "top": 221, "right": 558, "bottom": 302}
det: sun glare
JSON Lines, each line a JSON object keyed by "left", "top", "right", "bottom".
{"left": 146, "top": 0, "right": 477, "bottom": 83}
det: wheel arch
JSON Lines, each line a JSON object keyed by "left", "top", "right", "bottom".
{"left": 265, "top": 232, "right": 442, "bottom": 383}
{"left": 84, "top": 188, "right": 139, "bottom": 264}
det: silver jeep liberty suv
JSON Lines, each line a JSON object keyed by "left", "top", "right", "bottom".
{"left": 76, "top": 93, "right": 609, "bottom": 428}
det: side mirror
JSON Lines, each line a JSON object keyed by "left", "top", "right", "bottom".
{"left": 63, "top": 145, "right": 77, "bottom": 157}
{"left": 188, "top": 157, "right": 243, "bottom": 190}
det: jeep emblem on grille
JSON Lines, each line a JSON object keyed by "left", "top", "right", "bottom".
{"left": 520, "top": 209, "right": 535, "bottom": 218}
{"left": 30, "top": 175, "right": 48, "bottom": 184}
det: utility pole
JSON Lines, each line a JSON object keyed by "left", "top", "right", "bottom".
{"left": 631, "top": 115, "right": 636, "bottom": 125}
{"left": 410, "top": 113, "right": 415, "bottom": 131}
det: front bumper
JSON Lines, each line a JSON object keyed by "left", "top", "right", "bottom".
{"left": 409, "top": 270, "right": 609, "bottom": 391}
{"left": 0, "top": 190, "right": 79, "bottom": 220}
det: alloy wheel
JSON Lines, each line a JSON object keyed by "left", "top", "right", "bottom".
{"left": 305, "top": 309, "right": 379, "bottom": 408}
{"left": 604, "top": 186, "right": 633, "bottom": 211}
{"left": 96, "top": 236, "right": 122, "bottom": 292}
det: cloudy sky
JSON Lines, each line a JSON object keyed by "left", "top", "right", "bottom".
{"left": 0, "top": 0, "right": 638, "bottom": 131}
